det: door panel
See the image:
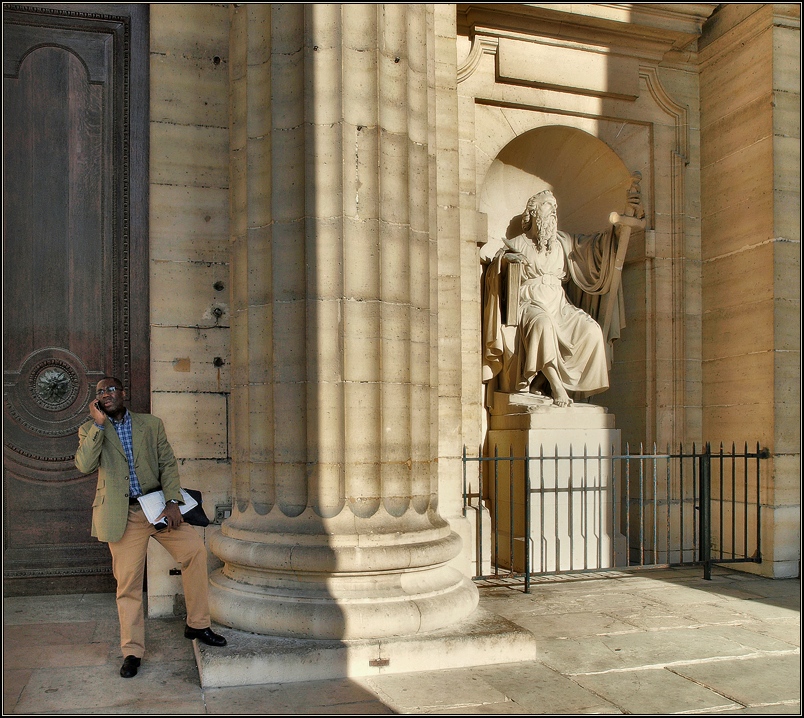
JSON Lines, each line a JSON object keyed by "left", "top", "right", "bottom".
{"left": 3, "top": 4, "right": 149, "bottom": 594}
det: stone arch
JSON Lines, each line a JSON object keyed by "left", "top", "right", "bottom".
{"left": 479, "top": 125, "right": 633, "bottom": 256}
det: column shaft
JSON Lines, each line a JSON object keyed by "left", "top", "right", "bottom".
{"left": 211, "top": 3, "right": 477, "bottom": 640}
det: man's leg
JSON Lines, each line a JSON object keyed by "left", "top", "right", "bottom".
{"left": 152, "top": 523, "right": 211, "bottom": 630}
{"left": 107, "top": 507, "right": 153, "bottom": 658}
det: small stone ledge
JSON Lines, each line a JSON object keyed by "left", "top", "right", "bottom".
{"left": 192, "top": 607, "right": 536, "bottom": 688}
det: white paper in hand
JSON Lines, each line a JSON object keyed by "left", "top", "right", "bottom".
{"left": 137, "top": 489, "right": 199, "bottom": 525}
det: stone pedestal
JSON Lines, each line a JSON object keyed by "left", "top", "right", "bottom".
{"left": 487, "top": 392, "right": 624, "bottom": 573}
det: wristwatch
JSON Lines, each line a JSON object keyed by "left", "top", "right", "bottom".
{"left": 166, "top": 499, "right": 179, "bottom": 505}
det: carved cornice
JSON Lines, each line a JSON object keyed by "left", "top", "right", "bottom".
{"left": 457, "top": 3, "right": 718, "bottom": 57}
{"left": 698, "top": 4, "right": 801, "bottom": 68}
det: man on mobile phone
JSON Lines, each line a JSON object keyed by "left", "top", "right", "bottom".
{"left": 75, "top": 377, "right": 227, "bottom": 678}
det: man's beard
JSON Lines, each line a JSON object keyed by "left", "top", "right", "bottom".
{"left": 534, "top": 215, "right": 557, "bottom": 252}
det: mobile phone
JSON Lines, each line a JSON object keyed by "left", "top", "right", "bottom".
{"left": 95, "top": 400, "right": 107, "bottom": 415}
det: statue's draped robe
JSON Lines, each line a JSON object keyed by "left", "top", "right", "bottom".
{"left": 482, "top": 229, "right": 625, "bottom": 397}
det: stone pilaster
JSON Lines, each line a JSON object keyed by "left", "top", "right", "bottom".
{"left": 699, "top": 4, "right": 800, "bottom": 578}
{"left": 210, "top": 3, "right": 478, "bottom": 639}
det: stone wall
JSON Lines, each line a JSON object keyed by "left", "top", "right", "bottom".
{"left": 146, "top": 4, "right": 232, "bottom": 613}
{"left": 699, "top": 4, "right": 800, "bottom": 577}
{"left": 140, "top": 4, "right": 799, "bottom": 602}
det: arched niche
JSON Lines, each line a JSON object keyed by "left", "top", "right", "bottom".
{"left": 479, "top": 125, "right": 633, "bottom": 257}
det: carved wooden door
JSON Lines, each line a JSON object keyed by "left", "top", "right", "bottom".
{"left": 3, "top": 4, "right": 149, "bottom": 594}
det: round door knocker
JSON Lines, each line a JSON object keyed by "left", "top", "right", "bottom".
{"left": 30, "top": 361, "right": 80, "bottom": 412}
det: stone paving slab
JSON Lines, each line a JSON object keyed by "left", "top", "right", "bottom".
{"left": 4, "top": 640, "right": 110, "bottom": 671}
{"left": 3, "top": 593, "right": 119, "bottom": 625}
{"left": 204, "top": 678, "right": 395, "bottom": 715}
{"left": 535, "top": 626, "right": 762, "bottom": 675}
{"left": 486, "top": 608, "right": 638, "bottom": 638}
{"left": 724, "top": 595, "right": 802, "bottom": 619}
{"left": 3, "top": 567, "right": 800, "bottom": 715}
{"left": 465, "top": 661, "right": 623, "bottom": 714}
{"left": 360, "top": 669, "right": 513, "bottom": 712}
{"left": 669, "top": 652, "right": 802, "bottom": 708}
{"left": 432, "top": 702, "right": 540, "bottom": 714}
{"left": 670, "top": 600, "right": 766, "bottom": 626}
{"left": 3, "top": 669, "right": 32, "bottom": 714}
{"left": 740, "top": 617, "right": 801, "bottom": 646}
{"left": 12, "top": 659, "right": 204, "bottom": 715}
{"left": 725, "top": 704, "right": 802, "bottom": 714}
{"left": 571, "top": 665, "right": 743, "bottom": 714}
{"left": 704, "top": 623, "right": 801, "bottom": 652}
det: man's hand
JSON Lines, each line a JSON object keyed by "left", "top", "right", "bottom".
{"left": 157, "top": 501, "right": 183, "bottom": 530}
{"left": 89, "top": 400, "right": 107, "bottom": 426}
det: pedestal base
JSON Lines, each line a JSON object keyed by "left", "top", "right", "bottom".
{"left": 487, "top": 392, "right": 624, "bottom": 573}
{"left": 192, "top": 608, "right": 536, "bottom": 688}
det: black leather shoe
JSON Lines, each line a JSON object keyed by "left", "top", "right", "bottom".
{"left": 120, "top": 655, "right": 141, "bottom": 678}
{"left": 184, "top": 625, "right": 227, "bottom": 647}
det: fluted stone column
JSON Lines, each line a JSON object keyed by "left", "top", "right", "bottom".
{"left": 210, "top": 3, "right": 478, "bottom": 640}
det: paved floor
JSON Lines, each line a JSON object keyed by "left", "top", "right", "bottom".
{"left": 3, "top": 566, "right": 800, "bottom": 715}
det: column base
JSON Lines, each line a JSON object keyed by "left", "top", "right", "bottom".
{"left": 192, "top": 607, "right": 536, "bottom": 688}
{"left": 209, "top": 511, "right": 481, "bottom": 640}
{"left": 208, "top": 562, "right": 480, "bottom": 640}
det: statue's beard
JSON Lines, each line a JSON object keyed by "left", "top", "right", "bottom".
{"left": 534, "top": 215, "right": 557, "bottom": 252}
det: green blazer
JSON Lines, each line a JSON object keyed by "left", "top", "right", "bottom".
{"left": 75, "top": 412, "right": 182, "bottom": 543}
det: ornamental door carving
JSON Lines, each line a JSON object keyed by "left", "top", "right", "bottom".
{"left": 3, "top": 4, "right": 149, "bottom": 594}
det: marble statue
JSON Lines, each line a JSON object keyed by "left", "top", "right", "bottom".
{"left": 482, "top": 181, "right": 644, "bottom": 406}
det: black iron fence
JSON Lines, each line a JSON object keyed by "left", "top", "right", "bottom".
{"left": 462, "top": 442, "right": 769, "bottom": 591}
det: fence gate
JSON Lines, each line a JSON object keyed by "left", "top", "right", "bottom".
{"left": 462, "top": 442, "right": 768, "bottom": 591}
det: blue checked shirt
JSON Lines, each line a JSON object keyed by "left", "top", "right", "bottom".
{"left": 109, "top": 411, "right": 144, "bottom": 499}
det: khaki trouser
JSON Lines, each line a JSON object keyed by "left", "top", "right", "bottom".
{"left": 108, "top": 506, "right": 211, "bottom": 658}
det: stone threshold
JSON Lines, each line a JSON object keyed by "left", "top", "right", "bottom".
{"left": 192, "top": 607, "right": 536, "bottom": 688}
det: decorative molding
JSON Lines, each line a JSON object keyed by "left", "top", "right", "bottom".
{"left": 4, "top": 3, "right": 126, "bottom": 22}
{"left": 30, "top": 360, "right": 79, "bottom": 411}
{"left": 5, "top": 4, "right": 135, "bottom": 401}
{"left": 4, "top": 442, "right": 78, "bottom": 462}
{"left": 639, "top": 66, "right": 689, "bottom": 450}
{"left": 640, "top": 66, "right": 689, "bottom": 163}
{"left": 3, "top": 543, "right": 112, "bottom": 578}
{"left": 4, "top": 566, "right": 112, "bottom": 578}
{"left": 457, "top": 34, "right": 498, "bottom": 84}
{"left": 3, "top": 408, "right": 81, "bottom": 438}
{"left": 4, "top": 349, "right": 93, "bottom": 444}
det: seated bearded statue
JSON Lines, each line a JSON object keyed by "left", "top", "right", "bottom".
{"left": 482, "top": 184, "right": 644, "bottom": 407}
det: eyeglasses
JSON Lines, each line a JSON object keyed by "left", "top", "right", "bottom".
{"left": 96, "top": 386, "right": 121, "bottom": 397}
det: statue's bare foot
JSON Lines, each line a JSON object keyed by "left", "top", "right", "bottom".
{"left": 551, "top": 387, "right": 573, "bottom": 407}
{"left": 540, "top": 366, "right": 572, "bottom": 407}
